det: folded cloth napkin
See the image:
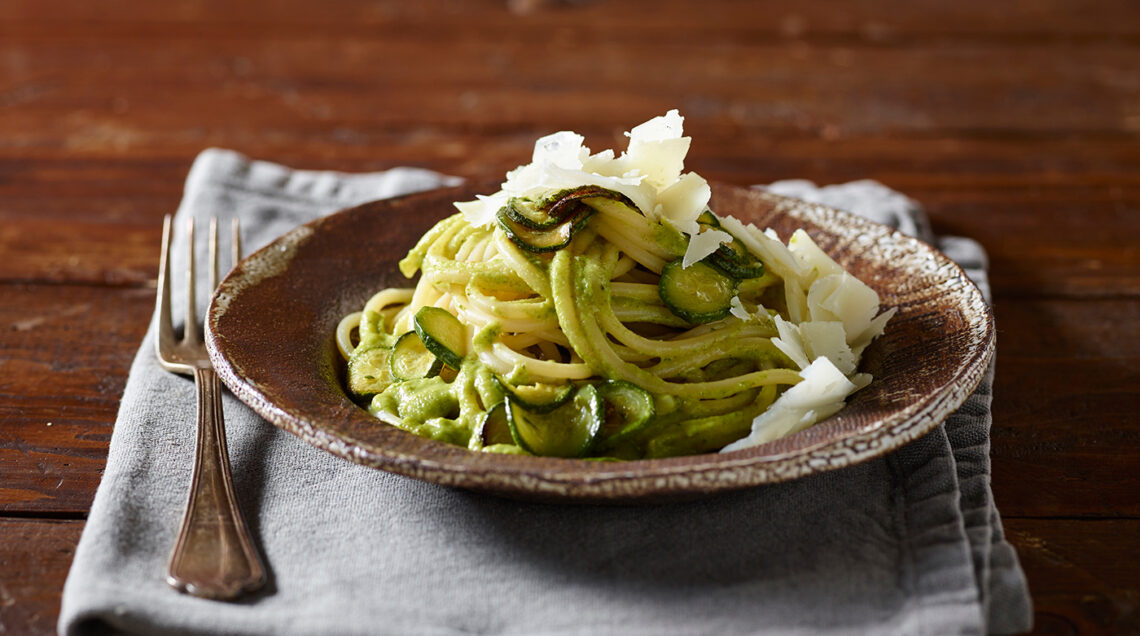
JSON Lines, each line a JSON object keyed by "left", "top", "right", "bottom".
{"left": 58, "top": 149, "right": 1032, "bottom": 635}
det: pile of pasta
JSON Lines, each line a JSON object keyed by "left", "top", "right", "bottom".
{"left": 336, "top": 111, "right": 893, "bottom": 459}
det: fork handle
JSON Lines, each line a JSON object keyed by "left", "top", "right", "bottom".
{"left": 167, "top": 367, "right": 266, "bottom": 599}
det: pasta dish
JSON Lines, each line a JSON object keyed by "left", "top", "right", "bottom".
{"left": 335, "top": 111, "right": 894, "bottom": 459}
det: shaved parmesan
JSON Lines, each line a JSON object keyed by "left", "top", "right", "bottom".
{"left": 628, "top": 109, "right": 686, "bottom": 142}
{"left": 454, "top": 109, "right": 699, "bottom": 228}
{"left": 788, "top": 229, "right": 844, "bottom": 283}
{"left": 455, "top": 192, "right": 508, "bottom": 228}
{"left": 621, "top": 110, "right": 689, "bottom": 190}
{"left": 721, "top": 357, "right": 857, "bottom": 451}
{"left": 771, "top": 315, "right": 811, "bottom": 370}
{"left": 723, "top": 228, "right": 895, "bottom": 453}
{"left": 807, "top": 273, "right": 880, "bottom": 346}
{"left": 682, "top": 228, "right": 732, "bottom": 268}
{"left": 729, "top": 296, "right": 750, "bottom": 321}
{"left": 771, "top": 316, "right": 856, "bottom": 375}
{"left": 800, "top": 320, "right": 857, "bottom": 375}
{"left": 531, "top": 130, "right": 588, "bottom": 168}
{"left": 657, "top": 171, "right": 711, "bottom": 227}
{"left": 625, "top": 138, "right": 689, "bottom": 191}
{"left": 852, "top": 306, "right": 897, "bottom": 356}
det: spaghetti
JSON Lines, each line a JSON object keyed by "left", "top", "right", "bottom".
{"left": 335, "top": 111, "right": 893, "bottom": 459}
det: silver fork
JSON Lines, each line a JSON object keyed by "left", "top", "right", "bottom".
{"left": 155, "top": 214, "right": 266, "bottom": 600}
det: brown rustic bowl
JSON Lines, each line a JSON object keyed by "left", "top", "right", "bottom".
{"left": 206, "top": 181, "right": 994, "bottom": 503}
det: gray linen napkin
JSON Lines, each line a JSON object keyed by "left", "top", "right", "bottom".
{"left": 58, "top": 149, "right": 1032, "bottom": 635}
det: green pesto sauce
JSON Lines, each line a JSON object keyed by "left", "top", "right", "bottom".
{"left": 482, "top": 443, "right": 529, "bottom": 455}
{"left": 370, "top": 376, "right": 470, "bottom": 447}
{"left": 652, "top": 221, "right": 688, "bottom": 258}
{"left": 470, "top": 269, "right": 533, "bottom": 295}
{"left": 472, "top": 323, "right": 501, "bottom": 350}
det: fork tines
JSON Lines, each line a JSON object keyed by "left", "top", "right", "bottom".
{"left": 156, "top": 215, "right": 241, "bottom": 345}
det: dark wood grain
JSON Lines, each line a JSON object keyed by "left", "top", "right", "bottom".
{"left": 0, "top": 285, "right": 151, "bottom": 513}
{"left": 0, "top": 519, "right": 83, "bottom": 635}
{"left": 1004, "top": 518, "right": 1140, "bottom": 635}
{"left": 1, "top": 0, "right": 1137, "bottom": 633}
{"left": 990, "top": 298, "right": 1140, "bottom": 518}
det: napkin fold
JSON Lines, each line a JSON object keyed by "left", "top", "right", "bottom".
{"left": 58, "top": 149, "right": 1032, "bottom": 635}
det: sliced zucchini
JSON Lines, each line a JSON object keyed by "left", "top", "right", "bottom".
{"left": 708, "top": 240, "right": 766, "bottom": 280}
{"left": 691, "top": 210, "right": 766, "bottom": 280}
{"left": 502, "top": 197, "right": 567, "bottom": 231}
{"left": 389, "top": 331, "right": 442, "bottom": 380}
{"left": 506, "top": 385, "right": 604, "bottom": 458}
{"left": 413, "top": 306, "right": 467, "bottom": 369}
{"left": 596, "top": 380, "right": 655, "bottom": 440}
{"left": 541, "top": 185, "right": 637, "bottom": 218}
{"left": 501, "top": 186, "right": 635, "bottom": 232}
{"left": 346, "top": 344, "right": 394, "bottom": 396}
{"left": 493, "top": 375, "right": 575, "bottom": 414}
{"left": 695, "top": 209, "right": 721, "bottom": 229}
{"left": 478, "top": 401, "right": 514, "bottom": 447}
{"left": 496, "top": 204, "right": 596, "bottom": 253}
{"left": 658, "top": 258, "right": 738, "bottom": 324}
{"left": 645, "top": 409, "right": 756, "bottom": 458}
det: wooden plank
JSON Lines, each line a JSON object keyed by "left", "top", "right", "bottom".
{"left": 0, "top": 220, "right": 158, "bottom": 286}
{"left": 995, "top": 297, "right": 1140, "bottom": 360}
{"left": 0, "top": 27, "right": 1137, "bottom": 145}
{"left": 918, "top": 188, "right": 1140, "bottom": 298}
{"left": 1004, "top": 518, "right": 1140, "bottom": 635}
{"left": 2, "top": 0, "right": 1139, "bottom": 39}
{"left": 991, "top": 362, "right": 1140, "bottom": 517}
{"left": 991, "top": 298, "right": 1140, "bottom": 517}
{"left": 0, "top": 284, "right": 151, "bottom": 513}
{"left": 0, "top": 518, "right": 83, "bottom": 636}
{"left": 4, "top": 135, "right": 1138, "bottom": 194}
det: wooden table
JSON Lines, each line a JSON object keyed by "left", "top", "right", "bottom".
{"left": 2, "top": 1, "right": 1137, "bottom": 633}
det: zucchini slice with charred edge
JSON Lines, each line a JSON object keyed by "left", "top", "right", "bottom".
{"left": 596, "top": 380, "right": 655, "bottom": 440}
{"left": 695, "top": 209, "right": 721, "bottom": 229}
{"left": 496, "top": 185, "right": 638, "bottom": 253}
{"left": 496, "top": 204, "right": 597, "bottom": 253}
{"left": 413, "top": 306, "right": 467, "bottom": 369}
{"left": 708, "top": 241, "right": 766, "bottom": 280}
{"left": 493, "top": 375, "right": 575, "bottom": 413}
{"left": 504, "top": 186, "right": 636, "bottom": 231}
{"left": 506, "top": 385, "right": 604, "bottom": 458}
{"left": 503, "top": 197, "right": 570, "bottom": 230}
{"left": 541, "top": 185, "right": 637, "bottom": 218}
{"left": 389, "top": 331, "right": 442, "bottom": 380}
{"left": 347, "top": 344, "right": 395, "bottom": 396}
{"left": 693, "top": 209, "right": 766, "bottom": 280}
{"left": 658, "top": 258, "right": 738, "bottom": 324}
{"left": 478, "top": 401, "right": 514, "bottom": 446}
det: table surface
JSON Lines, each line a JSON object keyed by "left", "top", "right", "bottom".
{"left": 2, "top": 1, "right": 1137, "bottom": 634}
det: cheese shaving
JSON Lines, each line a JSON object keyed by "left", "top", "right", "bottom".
{"left": 454, "top": 109, "right": 706, "bottom": 229}
{"left": 721, "top": 357, "right": 857, "bottom": 451}
{"left": 682, "top": 228, "right": 732, "bottom": 268}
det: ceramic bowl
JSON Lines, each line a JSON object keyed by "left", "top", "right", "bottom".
{"left": 206, "top": 181, "right": 994, "bottom": 503}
